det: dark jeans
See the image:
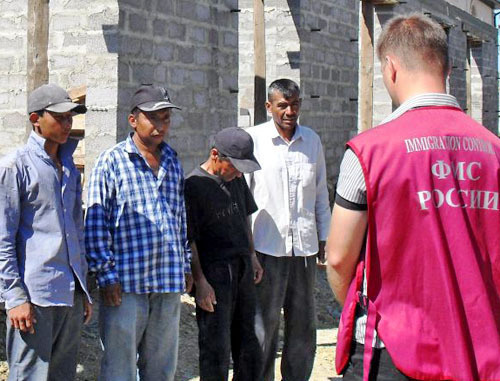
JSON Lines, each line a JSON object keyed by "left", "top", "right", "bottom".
{"left": 6, "top": 291, "right": 85, "bottom": 381}
{"left": 342, "top": 342, "right": 415, "bottom": 381}
{"left": 197, "top": 255, "right": 262, "bottom": 381}
{"left": 255, "top": 253, "right": 317, "bottom": 381}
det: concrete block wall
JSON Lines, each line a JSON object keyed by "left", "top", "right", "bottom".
{"left": 298, "top": 0, "right": 360, "bottom": 184}
{"left": 0, "top": 0, "right": 28, "bottom": 155}
{"left": 371, "top": 0, "right": 498, "bottom": 134}
{"left": 237, "top": 0, "right": 361, "bottom": 187}
{"left": 115, "top": 0, "right": 239, "bottom": 173}
{"left": 263, "top": 0, "right": 301, "bottom": 86}
{"left": 48, "top": 0, "right": 120, "bottom": 184}
{"left": 477, "top": 39, "right": 498, "bottom": 130}
{"left": 237, "top": 0, "right": 255, "bottom": 127}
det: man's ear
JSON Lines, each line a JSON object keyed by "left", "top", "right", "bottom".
{"left": 265, "top": 100, "right": 272, "bottom": 113}
{"left": 210, "top": 148, "right": 219, "bottom": 161}
{"left": 29, "top": 112, "right": 39, "bottom": 124}
{"left": 128, "top": 113, "right": 137, "bottom": 130}
{"left": 385, "top": 55, "right": 398, "bottom": 83}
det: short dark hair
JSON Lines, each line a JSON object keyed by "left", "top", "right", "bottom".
{"left": 268, "top": 79, "right": 300, "bottom": 101}
{"left": 28, "top": 110, "right": 45, "bottom": 116}
{"left": 377, "top": 13, "right": 449, "bottom": 76}
{"left": 131, "top": 107, "right": 141, "bottom": 117}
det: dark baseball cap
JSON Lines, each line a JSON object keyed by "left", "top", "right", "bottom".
{"left": 130, "top": 84, "right": 181, "bottom": 112}
{"left": 214, "top": 127, "right": 261, "bottom": 173}
{"left": 28, "top": 84, "right": 87, "bottom": 114}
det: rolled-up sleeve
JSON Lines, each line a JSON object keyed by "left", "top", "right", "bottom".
{"left": 0, "top": 165, "right": 28, "bottom": 309}
{"left": 84, "top": 154, "right": 119, "bottom": 287}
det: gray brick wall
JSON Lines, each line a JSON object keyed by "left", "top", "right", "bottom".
{"left": 371, "top": 0, "right": 498, "bottom": 134}
{"left": 298, "top": 0, "right": 360, "bottom": 184}
{"left": 116, "top": 0, "right": 239, "bottom": 174}
{"left": 0, "top": 1, "right": 28, "bottom": 155}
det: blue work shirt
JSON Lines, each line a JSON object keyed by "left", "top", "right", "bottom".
{"left": 85, "top": 133, "right": 191, "bottom": 293}
{"left": 0, "top": 131, "right": 90, "bottom": 310}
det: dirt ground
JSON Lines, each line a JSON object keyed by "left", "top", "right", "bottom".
{"left": 0, "top": 267, "right": 342, "bottom": 380}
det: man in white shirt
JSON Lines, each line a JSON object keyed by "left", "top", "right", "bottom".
{"left": 245, "top": 78, "right": 331, "bottom": 381}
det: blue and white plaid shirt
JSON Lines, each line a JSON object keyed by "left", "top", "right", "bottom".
{"left": 85, "top": 133, "right": 191, "bottom": 294}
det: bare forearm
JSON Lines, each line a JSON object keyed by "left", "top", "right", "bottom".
{"left": 326, "top": 262, "right": 356, "bottom": 306}
{"left": 189, "top": 242, "right": 206, "bottom": 282}
{"left": 325, "top": 204, "right": 368, "bottom": 306}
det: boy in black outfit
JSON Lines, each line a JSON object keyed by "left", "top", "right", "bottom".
{"left": 185, "top": 127, "right": 263, "bottom": 381}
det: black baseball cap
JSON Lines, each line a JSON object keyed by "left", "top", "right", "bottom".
{"left": 214, "top": 127, "right": 261, "bottom": 173}
{"left": 130, "top": 84, "right": 181, "bottom": 112}
{"left": 28, "top": 84, "right": 87, "bottom": 114}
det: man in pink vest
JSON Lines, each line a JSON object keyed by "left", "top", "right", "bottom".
{"left": 326, "top": 13, "right": 500, "bottom": 380}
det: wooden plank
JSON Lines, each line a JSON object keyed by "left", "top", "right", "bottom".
{"left": 359, "top": 2, "right": 374, "bottom": 132}
{"left": 27, "top": 0, "right": 49, "bottom": 96}
{"left": 253, "top": 0, "right": 267, "bottom": 125}
{"left": 68, "top": 85, "right": 87, "bottom": 102}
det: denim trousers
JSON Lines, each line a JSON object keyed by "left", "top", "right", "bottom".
{"left": 254, "top": 253, "right": 317, "bottom": 381}
{"left": 342, "top": 341, "right": 416, "bottom": 381}
{"left": 6, "top": 290, "right": 85, "bottom": 381}
{"left": 98, "top": 292, "right": 181, "bottom": 381}
{"left": 196, "top": 255, "right": 262, "bottom": 381}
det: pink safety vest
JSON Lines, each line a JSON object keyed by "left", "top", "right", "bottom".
{"left": 335, "top": 106, "right": 500, "bottom": 381}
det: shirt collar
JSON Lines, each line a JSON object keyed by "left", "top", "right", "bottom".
{"left": 124, "top": 132, "right": 177, "bottom": 159}
{"left": 381, "top": 93, "right": 461, "bottom": 125}
{"left": 27, "top": 130, "right": 78, "bottom": 159}
{"left": 268, "top": 120, "right": 304, "bottom": 142}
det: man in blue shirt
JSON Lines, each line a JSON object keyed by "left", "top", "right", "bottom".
{"left": 0, "top": 83, "right": 92, "bottom": 380}
{"left": 85, "top": 84, "right": 192, "bottom": 381}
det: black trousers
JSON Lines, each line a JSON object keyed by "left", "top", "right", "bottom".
{"left": 255, "top": 253, "right": 317, "bottom": 381}
{"left": 342, "top": 341, "right": 415, "bottom": 381}
{"left": 197, "top": 255, "right": 262, "bottom": 381}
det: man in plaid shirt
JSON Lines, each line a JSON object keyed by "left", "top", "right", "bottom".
{"left": 85, "top": 84, "right": 192, "bottom": 381}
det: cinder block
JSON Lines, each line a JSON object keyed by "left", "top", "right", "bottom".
{"left": 0, "top": 36, "right": 24, "bottom": 50}
{"left": 128, "top": 13, "right": 148, "bottom": 33}
{"left": 154, "top": 44, "right": 174, "bottom": 61}
{"left": 188, "top": 26, "right": 207, "bottom": 44}
{"left": 156, "top": 0, "right": 174, "bottom": 16}
{"left": 168, "top": 22, "right": 187, "bottom": 40}
{"left": 177, "top": 46, "right": 194, "bottom": 64}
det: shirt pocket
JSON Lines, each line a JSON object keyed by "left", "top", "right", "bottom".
{"left": 298, "top": 162, "right": 316, "bottom": 189}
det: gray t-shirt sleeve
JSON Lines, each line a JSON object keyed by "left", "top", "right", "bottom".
{"left": 335, "top": 148, "right": 367, "bottom": 207}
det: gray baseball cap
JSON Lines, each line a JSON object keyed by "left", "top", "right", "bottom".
{"left": 214, "top": 127, "right": 261, "bottom": 173}
{"left": 28, "top": 84, "right": 87, "bottom": 114}
{"left": 131, "top": 84, "right": 181, "bottom": 112}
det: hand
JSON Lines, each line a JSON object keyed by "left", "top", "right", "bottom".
{"left": 185, "top": 273, "right": 194, "bottom": 294}
{"left": 100, "top": 283, "right": 122, "bottom": 307}
{"left": 195, "top": 278, "right": 217, "bottom": 312}
{"left": 8, "top": 302, "right": 36, "bottom": 334}
{"left": 251, "top": 254, "right": 264, "bottom": 284}
{"left": 83, "top": 298, "right": 93, "bottom": 324}
{"left": 317, "top": 241, "right": 326, "bottom": 264}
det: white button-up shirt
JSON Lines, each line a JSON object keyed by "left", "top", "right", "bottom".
{"left": 245, "top": 121, "right": 331, "bottom": 257}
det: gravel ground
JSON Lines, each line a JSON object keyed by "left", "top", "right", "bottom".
{"left": 0, "top": 267, "right": 342, "bottom": 380}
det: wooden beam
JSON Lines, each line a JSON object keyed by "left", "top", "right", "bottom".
{"left": 359, "top": 2, "right": 374, "bottom": 132}
{"left": 253, "top": 0, "right": 267, "bottom": 125}
{"left": 366, "top": 0, "right": 399, "bottom": 5}
{"left": 68, "top": 85, "right": 87, "bottom": 102}
{"left": 27, "top": 0, "right": 49, "bottom": 95}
